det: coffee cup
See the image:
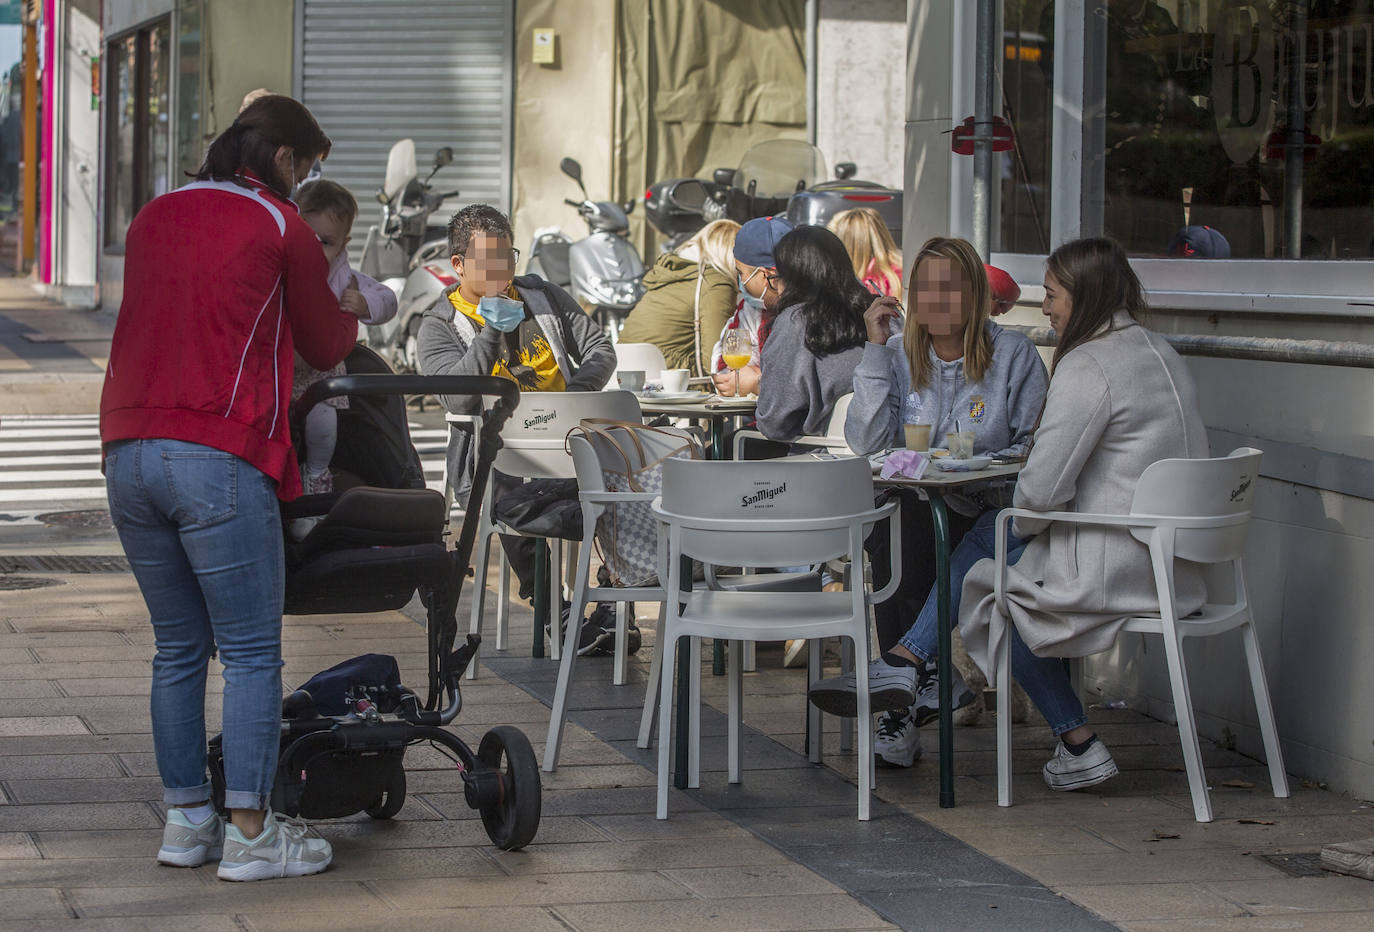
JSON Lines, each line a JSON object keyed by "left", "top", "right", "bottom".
{"left": 903, "top": 422, "right": 931, "bottom": 452}
{"left": 661, "top": 368, "right": 690, "bottom": 393}
{"left": 948, "top": 431, "right": 976, "bottom": 460}
{"left": 617, "top": 370, "right": 645, "bottom": 393}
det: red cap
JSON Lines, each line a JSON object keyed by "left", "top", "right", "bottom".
{"left": 984, "top": 264, "right": 1020, "bottom": 310}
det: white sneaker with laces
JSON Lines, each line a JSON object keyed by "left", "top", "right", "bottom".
{"left": 1043, "top": 737, "right": 1119, "bottom": 791}
{"left": 910, "top": 661, "right": 977, "bottom": 727}
{"left": 808, "top": 657, "right": 917, "bottom": 717}
{"left": 874, "top": 708, "right": 922, "bottom": 768}
{"left": 157, "top": 807, "right": 224, "bottom": 867}
{"left": 217, "top": 811, "right": 332, "bottom": 881}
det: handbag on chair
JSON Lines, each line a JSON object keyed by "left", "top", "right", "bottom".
{"left": 568, "top": 419, "right": 702, "bottom": 587}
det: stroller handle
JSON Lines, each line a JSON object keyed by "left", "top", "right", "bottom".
{"left": 294, "top": 374, "right": 520, "bottom": 422}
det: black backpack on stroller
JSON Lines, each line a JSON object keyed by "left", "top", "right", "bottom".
{"left": 209, "top": 346, "right": 538, "bottom": 850}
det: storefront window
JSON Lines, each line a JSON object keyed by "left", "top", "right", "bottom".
{"left": 104, "top": 19, "right": 171, "bottom": 249}
{"left": 1001, "top": 2, "right": 1055, "bottom": 254}
{"left": 1001, "top": 0, "right": 1374, "bottom": 261}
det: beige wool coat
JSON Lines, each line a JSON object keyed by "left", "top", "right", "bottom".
{"left": 960, "top": 312, "right": 1209, "bottom": 674}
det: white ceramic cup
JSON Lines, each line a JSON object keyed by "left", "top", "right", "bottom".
{"left": 661, "top": 368, "right": 690, "bottom": 393}
{"left": 616, "top": 370, "right": 646, "bottom": 392}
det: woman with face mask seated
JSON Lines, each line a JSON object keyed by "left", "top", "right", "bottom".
{"left": 808, "top": 237, "right": 1048, "bottom": 770}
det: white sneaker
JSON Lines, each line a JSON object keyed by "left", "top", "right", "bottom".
{"left": 874, "top": 708, "right": 922, "bottom": 768}
{"left": 808, "top": 657, "right": 917, "bottom": 717}
{"left": 1043, "top": 737, "right": 1119, "bottom": 791}
{"left": 910, "top": 661, "right": 977, "bottom": 727}
{"left": 157, "top": 807, "right": 224, "bottom": 867}
{"left": 217, "top": 811, "right": 332, "bottom": 881}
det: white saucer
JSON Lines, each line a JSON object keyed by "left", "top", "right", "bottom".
{"left": 640, "top": 390, "right": 713, "bottom": 403}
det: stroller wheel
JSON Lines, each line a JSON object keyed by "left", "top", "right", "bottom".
{"left": 365, "top": 767, "right": 406, "bottom": 819}
{"left": 476, "top": 726, "right": 541, "bottom": 850}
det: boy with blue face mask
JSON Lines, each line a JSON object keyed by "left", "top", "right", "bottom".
{"left": 417, "top": 204, "right": 622, "bottom": 653}
{"left": 709, "top": 215, "right": 792, "bottom": 397}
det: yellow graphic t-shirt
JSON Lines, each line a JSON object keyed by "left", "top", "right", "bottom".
{"left": 448, "top": 286, "right": 567, "bottom": 392}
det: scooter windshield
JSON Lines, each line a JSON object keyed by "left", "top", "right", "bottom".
{"left": 732, "top": 140, "right": 828, "bottom": 198}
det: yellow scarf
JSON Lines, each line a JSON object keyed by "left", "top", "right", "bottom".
{"left": 447, "top": 287, "right": 567, "bottom": 392}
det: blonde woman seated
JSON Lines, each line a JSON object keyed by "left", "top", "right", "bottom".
{"left": 617, "top": 219, "right": 740, "bottom": 376}
{"left": 828, "top": 207, "right": 903, "bottom": 297}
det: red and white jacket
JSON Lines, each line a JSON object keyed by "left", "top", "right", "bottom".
{"left": 100, "top": 175, "right": 357, "bottom": 500}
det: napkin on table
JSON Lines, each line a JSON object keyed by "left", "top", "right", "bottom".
{"left": 881, "top": 450, "right": 928, "bottom": 480}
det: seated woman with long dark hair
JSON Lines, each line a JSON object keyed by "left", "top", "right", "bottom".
{"left": 754, "top": 225, "right": 871, "bottom": 441}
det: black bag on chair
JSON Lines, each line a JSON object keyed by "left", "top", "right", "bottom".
{"left": 492, "top": 478, "right": 584, "bottom": 540}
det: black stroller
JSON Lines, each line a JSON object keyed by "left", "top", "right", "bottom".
{"left": 209, "top": 346, "right": 537, "bottom": 849}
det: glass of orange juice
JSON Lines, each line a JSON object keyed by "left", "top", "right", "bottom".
{"left": 720, "top": 329, "right": 754, "bottom": 397}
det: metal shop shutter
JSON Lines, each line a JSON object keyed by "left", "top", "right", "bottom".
{"left": 294, "top": 0, "right": 513, "bottom": 263}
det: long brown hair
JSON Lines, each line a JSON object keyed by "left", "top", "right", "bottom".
{"left": 1045, "top": 237, "right": 1145, "bottom": 373}
{"left": 195, "top": 95, "right": 331, "bottom": 199}
{"left": 903, "top": 236, "right": 993, "bottom": 389}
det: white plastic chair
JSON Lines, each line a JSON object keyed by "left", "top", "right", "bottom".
{"left": 466, "top": 390, "right": 642, "bottom": 678}
{"left": 651, "top": 456, "right": 899, "bottom": 821}
{"left": 612, "top": 342, "right": 667, "bottom": 386}
{"left": 732, "top": 392, "right": 855, "bottom": 459}
{"left": 990, "top": 447, "right": 1289, "bottom": 823}
{"left": 542, "top": 424, "right": 703, "bottom": 772}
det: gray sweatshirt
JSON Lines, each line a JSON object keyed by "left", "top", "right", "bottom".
{"left": 844, "top": 320, "right": 1048, "bottom": 459}
{"left": 756, "top": 305, "right": 866, "bottom": 441}
{"left": 417, "top": 274, "right": 615, "bottom": 501}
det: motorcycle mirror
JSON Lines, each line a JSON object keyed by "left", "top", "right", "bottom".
{"left": 712, "top": 167, "right": 735, "bottom": 186}
{"left": 835, "top": 162, "right": 857, "bottom": 180}
{"left": 560, "top": 157, "right": 589, "bottom": 198}
{"left": 434, "top": 146, "right": 454, "bottom": 169}
{"left": 668, "top": 179, "right": 707, "bottom": 211}
{"left": 375, "top": 189, "right": 390, "bottom": 205}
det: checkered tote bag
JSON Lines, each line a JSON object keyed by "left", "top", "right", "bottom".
{"left": 570, "top": 419, "right": 701, "bottom": 587}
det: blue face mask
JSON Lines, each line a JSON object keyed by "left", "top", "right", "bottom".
{"left": 477, "top": 294, "right": 525, "bottom": 332}
{"left": 737, "top": 276, "right": 767, "bottom": 312}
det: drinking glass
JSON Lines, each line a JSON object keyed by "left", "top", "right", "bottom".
{"left": 720, "top": 329, "right": 754, "bottom": 397}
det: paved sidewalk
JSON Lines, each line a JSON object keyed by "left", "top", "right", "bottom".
{"left": 2, "top": 280, "right": 1373, "bottom": 929}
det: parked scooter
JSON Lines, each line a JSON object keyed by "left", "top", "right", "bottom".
{"left": 358, "top": 139, "right": 461, "bottom": 373}
{"left": 644, "top": 140, "right": 903, "bottom": 249}
{"left": 525, "top": 157, "right": 645, "bottom": 335}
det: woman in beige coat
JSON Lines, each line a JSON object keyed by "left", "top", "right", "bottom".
{"left": 958, "top": 237, "right": 1208, "bottom": 791}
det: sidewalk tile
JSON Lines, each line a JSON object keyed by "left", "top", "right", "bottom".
{"left": 3, "top": 776, "right": 163, "bottom": 804}
{"left": 69, "top": 880, "right": 387, "bottom": 918}
{"left": 0, "top": 888, "right": 69, "bottom": 921}
{"left": 0, "top": 680, "right": 61, "bottom": 699}
{"left": 1205, "top": 877, "right": 1374, "bottom": 915}
{"left": 552, "top": 893, "right": 899, "bottom": 932}
{"left": 503, "top": 837, "right": 789, "bottom": 874}
{"left": 1000, "top": 850, "right": 1285, "bottom": 886}
{"left": 588, "top": 809, "right": 754, "bottom": 841}
{"left": 0, "top": 716, "right": 89, "bottom": 737}
{"left": 0, "top": 856, "right": 209, "bottom": 887}
{"left": 242, "top": 907, "right": 569, "bottom": 932}
{"left": 318, "top": 814, "right": 611, "bottom": 847}
{"left": 0, "top": 753, "right": 125, "bottom": 780}
{"left": 664, "top": 863, "right": 845, "bottom": 898}
{"left": 369, "top": 871, "right": 691, "bottom": 908}
{"left": 0, "top": 831, "right": 39, "bottom": 858}
{"left": 0, "top": 802, "right": 160, "bottom": 832}
{"left": 0, "top": 918, "right": 240, "bottom": 932}
{"left": 1121, "top": 915, "right": 1374, "bottom": 931}
{"left": 1056, "top": 882, "right": 1248, "bottom": 921}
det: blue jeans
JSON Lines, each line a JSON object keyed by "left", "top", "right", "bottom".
{"left": 105, "top": 439, "right": 285, "bottom": 810}
{"left": 897, "top": 508, "right": 1087, "bottom": 736}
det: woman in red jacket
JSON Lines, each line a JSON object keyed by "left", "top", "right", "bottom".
{"left": 100, "top": 96, "right": 357, "bottom": 881}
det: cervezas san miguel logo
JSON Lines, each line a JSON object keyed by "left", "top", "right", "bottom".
{"left": 742, "top": 481, "right": 787, "bottom": 508}
{"left": 523, "top": 410, "right": 557, "bottom": 430}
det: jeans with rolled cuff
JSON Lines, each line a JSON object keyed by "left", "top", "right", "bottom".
{"left": 897, "top": 508, "right": 1087, "bottom": 736}
{"left": 105, "top": 439, "right": 284, "bottom": 810}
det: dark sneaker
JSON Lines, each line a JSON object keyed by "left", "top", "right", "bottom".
{"left": 910, "top": 661, "right": 976, "bottom": 727}
{"left": 1043, "top": 737, "right": 1119, "bottom": 791}
{"left": 217, "top": 811, "right": 331, "bottom": 881}
{"left": 807, "top": 658, "right": 917, "bottom": 717}
{"left": 874, "top": 708, "right": 922, "bottom": 768}
{"left": 158, "top": 808, "right": 224, "bottom": 867}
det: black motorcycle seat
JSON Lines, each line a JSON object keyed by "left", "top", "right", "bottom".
{"left": 536, "top": 237, "right": 572, "bottom": 288}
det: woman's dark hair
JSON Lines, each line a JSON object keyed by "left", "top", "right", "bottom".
{"left": 771, "top": 225, "right": 870, "bottom": 357}
{"left": 1045, "top": 237, "right": 1145, "bottom": 372}
{"left": 195, "top": 95, "right": 331, "bottom": 198}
